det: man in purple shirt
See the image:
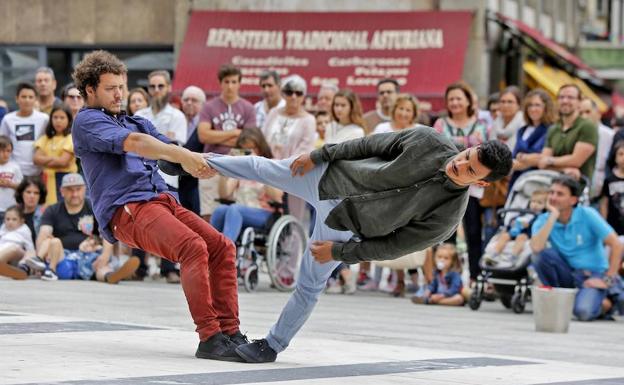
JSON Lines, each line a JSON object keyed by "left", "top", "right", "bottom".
{"left": 71, "top": 50, "right": 246, "bottom": 362}
{"left": 196, "top": 64, "right": 255, "bottom": 222}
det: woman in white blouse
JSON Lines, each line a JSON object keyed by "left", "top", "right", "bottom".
{"left": 373, "top": 94, "right": 419, "bottom": 135}
{"left": 324, "top": 89, "right": 366, "bottom": 144}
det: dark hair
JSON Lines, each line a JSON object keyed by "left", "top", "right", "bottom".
{"left": 552, "top": 175, "right": 582, "bottom": 197}
{"left": 315, "top": 110, "right": 330, "bottom": 118}
{"left": 487, "top": 92, "right": 500, "bottom": 109}
{"left": 477, "top": 140, "right": 513, "bottom": 182}
{"left": 558, "top": 84, "right": 583, "bottom": 100}
{"left": 45, "top": 105, "right": 73, "bottom": 138}
{"left": 4, "top": 205, "right": 24, "bottom": 221}
{"left": 15, "top": 176, "right": 47, "bottom": 206}
{"left": 218, "top": 64, "right": 242, "bottom": 82}
{"left": 377, "top": 78, "right": 400, "bottom": 92}
{"left": 126, "top": 87, "right": 149, "bottom": 115}
{"left": 16, "top": 82, "right": 38, "bottom": 97}
{"left": 72, "top": 50, "right": 127, "bottom": 98}
{"left": 0, "top": 135, "right": 12, "bottom": 150}
{"left": 523, "top": 88, "right": 556, "bottom": 126}
{"left": 259, "top": 70, "right": 280, "bottom": 85}
{"left": 444, "top": 82, "right": 475, "bottom": 118}
{"left": 60, "top": 83, "right": 78, "bottom": 100}
{"left": 331, "top": 89, "right": 366, "bottom": 129}
{"left": 236, "top": 127, "right": 273, "bottom": 159}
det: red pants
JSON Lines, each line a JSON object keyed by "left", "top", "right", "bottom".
{"left": 110, "top": 193, "right": 238, "bottom": 341}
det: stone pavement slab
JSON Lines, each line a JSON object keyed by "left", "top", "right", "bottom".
{"left": 0, "top": 278, "right": 623, "bottom": 385}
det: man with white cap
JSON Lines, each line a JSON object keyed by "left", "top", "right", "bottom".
{"left": 25, "top": 173, "right": 139, "bottom": 282}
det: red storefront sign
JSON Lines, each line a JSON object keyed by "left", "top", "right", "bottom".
{"left": 174, "top": 11, "right": 473, "bottom": 111}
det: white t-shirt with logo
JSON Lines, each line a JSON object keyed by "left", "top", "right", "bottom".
{"left": 0, "top": 110, "right": 48, "bottom": 176}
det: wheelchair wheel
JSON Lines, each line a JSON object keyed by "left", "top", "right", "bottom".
{"left": 243, "top": 264, "right": 259, "bottom": 293}
{"left": 266, "top": 215, "right": 307, "bottom": 292}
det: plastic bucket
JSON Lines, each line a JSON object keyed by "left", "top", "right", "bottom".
{"left": 532, "top": 286, "right": 578, "bottom": 333}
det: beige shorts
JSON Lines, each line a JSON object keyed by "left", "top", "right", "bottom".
{"left": 198, "top": 176, "right": 221, "bottom": 216}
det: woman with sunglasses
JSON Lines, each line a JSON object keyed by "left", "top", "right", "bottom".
{"left": 61, "top": 83, "right": 84, "bottom": 118}
{"left": 261, "top": 75, "right": 316, "bottom": 220}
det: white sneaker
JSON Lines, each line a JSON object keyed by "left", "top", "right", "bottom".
{"left": 41, "top": 269, "right": 58, "bottom": 281}
{"left": 343, "top": 282, "right": 356, "bottom": 295}
{"left": 25, "top": 256, "right": 46, "bottom": 272}
{"left": 325, "top": 280, "right": 343, "bottom": 294}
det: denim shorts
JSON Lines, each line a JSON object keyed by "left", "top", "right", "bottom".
{"left": 56, "top": 250, "right": 100, "bottom": 280}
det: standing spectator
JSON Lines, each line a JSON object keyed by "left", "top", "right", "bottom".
{"left": 0, "top": 83, "right": 48, "bottom": 177}
{"left": 0, "top": 136, "right": 23, "bottom": 222}
{"left": 600, "top": 140, "right": 624, "bottom": 235}
{"left": 434, "top": 82, "right": 489, "bottom": 282}
{"left": 325, "top": 89, "right": 365, "bottom": 143}
{"left": 374, "top": 94, "right": 419, "bottom": 134}
{"left": 126, "top": 88, "right": 149, "bottom": 116}
{"left": 197, "top": 64, "right": 255, "bottom": 222}
{"left": 531, "top": 175, "right": 622, "bottom": 321}
{"left": 179, "top": 85, "right": 206, "bottom": 215}
{"left": 510, "top": 88, "right": 555, "bottom": 187}
{"left": 487, "top": 92, "right": 501, "bottom": 123}
{"left": 33, "top": 105, "right": 77, "bottom": 205}
{"left": 34, "top": 67, "right": 62, "bottom": 115}
{"left": 363, "top": 78, "right": 399, "bottom": 135}
{"left": 135, "top": 70, "right": 187, "bottom": 191}
{"left": 490, "top": 86, "right": 525, "bottom": 150}
{"left": 14, "top": 177, "right": 46, "bottom": 245}
{"left": 538, "top": 84, "right": 597, "bottom": 181}
{"left": 61, "top": 83, "right": 84, "bottom": 119}
{"left": 262, "top": 75, "right": 315, "bottom": 220}
{"left": 314, "top": 111, "right": 331, "bottom": 149}
{"left": 579, "top": 97, "right": 614, "bottom": 198}
{"left": 27, "top": 174, "right": 139, "bottom": 283}
{"left": 254, "top": 70, "right": 284, "bottom": 129}
{"left": 315, "top": 83, "right": 338, "bottom": 113}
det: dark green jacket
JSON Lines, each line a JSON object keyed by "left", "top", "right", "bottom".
{"left": 310, "top": 126, "right": 469, "bottom": 263}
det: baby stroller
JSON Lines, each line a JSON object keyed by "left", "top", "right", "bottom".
{"left": 468, "top": 170, "right": 589, "bottom": 313}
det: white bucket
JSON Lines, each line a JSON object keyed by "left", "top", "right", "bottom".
{"left": 532, "top": 286, "right": 578, "bottom": 333}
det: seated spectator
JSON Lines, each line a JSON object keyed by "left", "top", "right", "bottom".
{"left": 530, "top": 175, "right": 623, "bottom": 321}
{"left": 411, "top": 243, "right": 464, "bottom": 306}
{"left": 0, "top": 135, "right": 23, "bottom": 222}
{"left": 15, "top": 176, "right": 46, "bottom": 245}
{"left": 488, "top": 189, "right": 547, "bottom": 259}
{"left": 325, "top": 89, "right": 365, "bottom": 143}
{"left": 600, "top": 140, "right": 624, "bottom": 235}
{"left": 210, "top": 128, "right": 283, "bottom": 243}
{"left": 579, "top": 97, "right": 614, "bottom": 199}
{"left": 33, "top": 105, "right": 78, "bottom": 205}
{"left": 510, "top": 89, "right": 554, "bottom": 187}
{"left": 537, "top": 84, "right": 597, "bottom": 182}
{"left": 24, "top": 173, "right": 139, "bottom": 283}
{"left": 0, "top": 206, "right": 35, "bottom": 279}
{"left": 490, "top": 86, "right": 525, "bottom": 150}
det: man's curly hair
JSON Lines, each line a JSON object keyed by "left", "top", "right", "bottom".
{"left": 72, "top": 50, "right": 126, "bottom": 98}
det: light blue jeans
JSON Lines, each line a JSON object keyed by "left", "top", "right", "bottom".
{"left": 211, "top": 204, "right": 273, "bottom": 242}
{"left": 207, "top": 154, "right": 351, "bottom": 353}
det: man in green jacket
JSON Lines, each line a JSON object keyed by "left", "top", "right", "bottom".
{"left": 165, "top": 125, "right": 512, "bottom": 363}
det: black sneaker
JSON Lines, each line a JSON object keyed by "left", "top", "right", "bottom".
{"left": 195, "top": 332, "right": 244, "bottom": 362}
{"left": 235, "top": 339, "right": 277, "bottom": 363}
{"left": 228, "top": 331, "right": 249, "bottom": 346}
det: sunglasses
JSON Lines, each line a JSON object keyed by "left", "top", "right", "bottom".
{"left": 283, "top": 90, "right": 303, "bottom": 97}
{"left": 66, "top": 94, "right": 83, "bottom": 100}
{"left": 148, "top": 84, "right": 167, "bottom": 90}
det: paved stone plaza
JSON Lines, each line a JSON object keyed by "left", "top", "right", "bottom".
{"left": 1, "top": 277, "right": 623, "bottom": 385}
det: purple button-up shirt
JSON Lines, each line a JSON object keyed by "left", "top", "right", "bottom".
{"left": 72, "top": 107, "right": 172, "bottom": 243}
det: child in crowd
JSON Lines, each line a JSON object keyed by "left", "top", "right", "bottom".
{"left": 0, "top": 206, "right": 35, "bottom": 279}
{"left": 411, "top": 243, "right": 464, "bottom": 306}
{"left": 33, "top": 105, "right": 78, "bottom": 205}
{"left": 489, "top": 189, "right": 548, "bottom": 258}
{"left": 600, "top": 140, "right": 624, "bottom": 237}
{"left": 314, "top": 110, "right": 331, "bottom": 149}
{"left": 0, "top": 136, "right": 23, "bottom": 223}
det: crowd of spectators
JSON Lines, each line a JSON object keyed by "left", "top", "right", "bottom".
{"left": 0, "top": 62, "right": 622, "bottom": 323}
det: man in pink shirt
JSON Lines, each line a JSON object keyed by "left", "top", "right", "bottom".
{"left": 197, "top": 65, "right": 256, "bottom": 221}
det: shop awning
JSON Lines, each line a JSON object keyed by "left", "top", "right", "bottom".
{"left": 173, "top": 10, "right": 474, "bottom": 111}
{"left": 523, "top": 61, "right": 607, "bottom": 112}
{"left": 494, "top": 13, "right": 597, "bottom": 78}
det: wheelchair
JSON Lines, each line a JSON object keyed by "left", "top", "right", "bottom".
{"left": 218, "top": 196, "right": 308, "bottom": 293}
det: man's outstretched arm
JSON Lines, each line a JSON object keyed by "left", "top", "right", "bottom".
{"left": 123, "top": 133, "right": 215, "bottom": 179}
